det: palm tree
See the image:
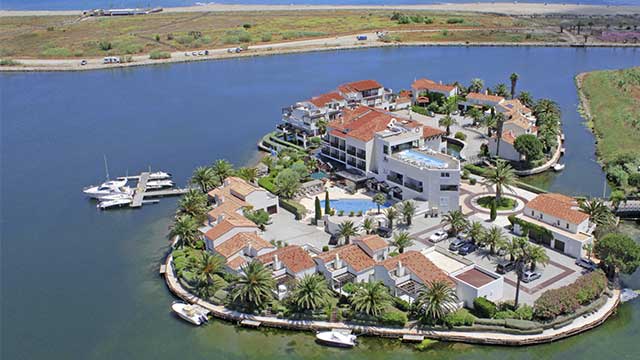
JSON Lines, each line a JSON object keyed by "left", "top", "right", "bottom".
{"left": 415, "top": 281, "right": 458, "bottom": 324}
{"left": 177, "top": 189, "right": 209, "bottom": 223}
{"left": 190, "top": 166, "right": 218, "bottom": 193}
{"left": 583, "top": 242, "right": 594, "bottom": 260}
{"left": 482, "top": 226, "right": 508, "bottom": 255}
{"left": 469, "top": 78, "right": 484, "bottom": 93}
{"left": 290, "top": 274, "right": 332, "bottom": 311}
{"left": 438, "top": 115, "right": 457, "bottom": 136}
{"left": 391, "top": 232, "right": 414, "bottom": 253}
{"left": 494, "top": 83, "right": 509, "bottom": 98}
{"left": 528, "top": 244, "right": 550, "bottom": 271}
{"left": 190, "top": 252, "right": 225, "bottom": 298}
{"left": 579, "top": 198, "right": 616, "bottom": 230}
{"left": 467, "top": 107, "right": 483, "bottom": 126}
{"left": 337, "top": 220, "right": 358, "bottom": 245}
{"left": 517, "top": 91, "right": 534, "bottom": 108}
{"left": 509, "top": 72, "right": 519, "bottom": 99}
{"left": 361, "top": 217, "right": 375, "bottom": 235}
{"left": 373, "top": 193, "right": 387, "bottom": 214}
{"left": 400, "top": 200, "right": 416, "bottom": 226}
{"left": 534, "top": 99, "right": 561, "bottom": 120}
{"left": 169, "top": 215, "right": 200, "bottom": 248}
{"left": 236, "top": 167, "right": 259, "bottom": 183}
{"left": 493, "top": 112, "right": 506, "bottom": 157}
{"left": 486, "top": 160, "right": 517, "bottom": 204}
{"left": 466, "top": 221, "right": 485, "bottom": 245}
{"left": 350, "top": 281, "right": 391, "bottom": 317}
{"left": 509, "top": 236, "right": 530, "bottom": 308}
{"left": 483, "top": 113, "right": 497, "bottom": 137}
{"left": 442, "top": 96, "right": 459, "bottom": 115}
{"left": 384, "top": 206, "right": 399, "bottom": 230}
{"left": 231, "top": 261, "right": 275, "bottom": 310}
{"left": 440, "top": 210, "right": 468, "bottom": 236}
{"left": 211, "top": 159, "right": 234, "bottom": 183}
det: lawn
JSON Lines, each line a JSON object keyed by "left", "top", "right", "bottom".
{"left": 477, "top": 196, "right": 516, "bottom": 211}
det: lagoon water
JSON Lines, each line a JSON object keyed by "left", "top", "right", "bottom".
{"left": 2, "top": 47, "right": 640, "bottom": 359}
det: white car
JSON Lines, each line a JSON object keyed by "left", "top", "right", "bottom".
{"left": 429, "top": 230, "right": 448, "bottom": 243}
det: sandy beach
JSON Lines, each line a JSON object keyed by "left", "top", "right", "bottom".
{"left": 1, "top": 3, "right": 639, "bottom": 17}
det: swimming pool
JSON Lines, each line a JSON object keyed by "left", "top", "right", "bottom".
{"left": 320, "top": 198, "right": 390, "bottom": 213}
{"left": 396, "top": 149, "right": 448, "bottom": 169}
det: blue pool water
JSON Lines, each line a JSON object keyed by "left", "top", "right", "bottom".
{"left": 310, "top": 171, "right": 328, "bottom": 180}
{"left": 321, "top": 198, "right": 390, "bottom": 213}
{"left": 397, "top": 149, "right": 448, "bottom": 169}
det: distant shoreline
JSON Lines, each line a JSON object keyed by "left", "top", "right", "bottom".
{"left": 2, "top": 2, "right": 640, "bottom": 17}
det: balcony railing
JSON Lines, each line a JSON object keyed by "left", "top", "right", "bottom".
{"left": 404, "top": 182, "right": 423, "bottom": 193}
{"left": 387, "top": 175, "right": 403, "bottom": 185}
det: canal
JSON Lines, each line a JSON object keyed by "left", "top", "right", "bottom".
{"left": 1, "top": 46, "right": 639, "bottom": 360}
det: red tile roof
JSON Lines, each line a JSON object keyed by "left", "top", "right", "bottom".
{"left": 309, "top": 92, "right": 344, "bottom": 107}
{"left": 215, "top": 231, "right": 272, "bottom": 258}
{"left": 327, "top": 106, "right": 419, "bottom": 142}
{"left": 338, "top": 79, "right": 383, "bottom": 93}
{"left": 356, "top": 235, "right": 388, "bottom": 252}
{"left": 500, "top": 130, "right": 517, "bottom": 145}
{"left": 226, "top": 256, "right": 248, "bottom": 270}
{"left": 257, "top": 245, "right": 316, "bottom": 274}
{"left": 379, "top": 251, "right": 455, "bottom": 287}
{"left": 526, "top": 193, "right": 590, "bottom": 224}
{"left": 204, "top": 217, "right": 257, "bottom": 242}
{"left": 318, "top": 244, "right": 376, "bottom": 272}
{"left": 423, "top": 126, "right": 446, "bottom": 139}
{"left": 466, "top": 92, "right": 505, "bottom": 103}
{"left": 411, "top": 78, "right": 456, "bottom": 93}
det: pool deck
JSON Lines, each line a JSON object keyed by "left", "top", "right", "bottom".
{"left": 298, "top": 183, "right": 377, "bottom": 217}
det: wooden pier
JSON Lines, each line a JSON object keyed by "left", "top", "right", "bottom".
{"left": 129, "top": 172, "right": 189, "bottom": 208}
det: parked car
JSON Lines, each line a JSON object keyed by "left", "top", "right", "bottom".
{"left": 458, "top": 242, "right": 477, "bottom": 256}
{"left": 356, "top": 35, "right": 368, "bottom": 41}
{"left": 457, "top": 231, "right": 469, "bottom": 241}
{"left": 80, "top": 59, "right": 87, "bottom": 65}
{"left": 427, "top": 111, "right": 435, "bottom": 117}
{"left": 576, "top": 258, "right": 597, "bottom": 271}
{"left": 376, "top": 226, "right": 393, "bottom": 239}
{"left": 185, "top": 52, "right": 190, "bottom": 56}
{"left": 449, "top": 238, "right": 467, "bottom": 251}
{"left": 192, "top": 51, "right": 198, "bottom": 56}
{"left": 522, "top": 271, "right": 542, "bottom": 283}
{"left": 429, "top": 230, "right": 448, "bottom": 243}
{"left": 496, "top": 260, "right": 515, "bottom": 274}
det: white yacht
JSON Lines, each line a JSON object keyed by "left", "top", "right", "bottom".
{"left": 83, "top": 178, "right": 129, "bottom": 199}
{"left": 553, "top": 163, "right": 565, "bottom": 172}
{"left": 97, "top": 195, "right": 133, "bottom": 210}
{"left": 146, "top": 180, "right": 174, "bottom": 189}
{"left": 149, "top": 171, "right": 172, "bottom": 180}
{"left": 171, "top": 302, "right": 209, "bottom": 325}
{"left": 315, "top": 331, "right": 357, "bottom": 348}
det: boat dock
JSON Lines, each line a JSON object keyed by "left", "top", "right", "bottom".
{"left": 130, "top": 172, "right": 189, "bottom": 208}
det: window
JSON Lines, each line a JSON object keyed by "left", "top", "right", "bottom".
{"left": 531, "top": 210, "right": 535, "bottom": 216}
{"left": 440, "top": 185, "right": 458, "bottom": 191}
{"left": 566, "top": 223, "right": 570, "bottom": 229}
{"left": 440, "top": 172, "right": 450, "bottom": 178}
{"left": 383, "top": 145, "right": 389, "bottom": 155}
{"left": 439, "top": 197, "right": 449, "bottom": 207}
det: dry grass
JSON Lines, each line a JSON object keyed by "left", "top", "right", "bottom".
{"left": 397, "top": 29, "right": 566, "bottom": 43}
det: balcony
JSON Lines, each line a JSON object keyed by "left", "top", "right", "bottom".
{"left": 404, "top": 182, "right": 423, "bottom": 193}
{"left": 387, "top": 174, "right": 403, "bottom": 185}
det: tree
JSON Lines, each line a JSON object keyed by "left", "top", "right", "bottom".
{"left": 534, "top": 99, "right": 561, "bottom": 120}
{"left": 494, "top": 112, "right": 506, "bottom": 157}
{"left": 384, "top": 206, "right": 399, "bottom": 230}
{"left": 337, "top": 220, "right": 358, "bottom": 245}
{"left": 489, "top": 199, "right": 497, "bottom": 222}
{"left": 289, "top": 274, "right": 332, "bottom": 311}
{"left": 494, "top": 83, "right": 509, "bottom": 98}
{"left": 273, "top": 168, "right": 300, "bottom": 199}
{"left": 314, "top": 196, "right": 322, "bottom": 223}
{"left": 324, "top": 191, "right": 331, "bottom": 214}
{"left": 190, "top": 252, "right": 225, "bottom": 297}
{"left": 466, "top": 221, "right": 485, "bottom": 244}
{"left": 442, "top": 95, "right": 459, "bottom": 115}
{"left": 243, "top": 209, "right": 270, "bottom": 230}
{"left": 230, "top": 261, "right": 275, "bottom": 310}
{"left": 469, "top": 78, "right": 484, "bottom": 93}
{"left": 415, "top": 281, "right": 458, "bottom": 324}
{"left": 362, "top": 217, "right": 375, "bottom": 235}
{"left": 583, "top": 242, "right": 594, "bottom": 260}
{"left": 391, "top": 232, "right": 414, "bottom": 253}
{"left": 350, "top": 281, "right": 391, "bottom": 317}
{"left": 483, "top": 113, "right": 497, "bottom": 137}
{"left": 594, "top": 233, "right": 640, "bottom": 278}
{"left": 510, "top": 236, "right": 530, "bottom": 308}
{"left": 528, "top": 244, "right": 549, "bottom": 271}
{"left": 579, "top": 198, "right": 616, "bottom": 232}
{"left": 373, "top": 193, "right": 387, "bottom": 214}
{"left": 441, "top": 210, "right": 468, "bottom": 236}
{"left": 236, "top": 167, "right": 259, "bottom": 183}
{"left": 467, "top": 107, "right": 483, "bottom": 126}
{"left": 486, "top": 160, "right": 517, "bottom": 204}
{"left": 509, "top": 72, "right": 519, "bottom": 100}
{"left": 438, "top": 115, "right": 457, "bottom": 136}
{"left": 400, "top": 200, "right": 416, "bottom": 225}
{"left": 169, "top": 215, "right": 200, "bottom": 248}
{"left": 537, "top": 124, "right": 558, "bottom": 152}
{"left": 482, "top": 226, "right": 508, "bottom": 255}
{"left": 514, "top": 134, "right": 544, "bottom": 163}
{"left": 190, "top": 166, "right": 218, "bottom": 193}
{"left": 517, "top": 91, "right": 534, "bottom": 108}
{"left": 211, "top": 159, "right": 234, "bottom": 183}
{"left": 177, "top": 189, "right": 209, "bottom": 223}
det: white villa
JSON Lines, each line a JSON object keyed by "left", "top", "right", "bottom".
{"left": 411, "top": 78, "right": 459, "bottom": 102}
{"left": 488, "top": 99, "right": 538, "bottom": 161}
{"left": 314, "top": 243, "right": 377, "bottom": 291}
{"left": 322, "top": 106, "right": 460, "bottom": 214}
{"left": 207, "top": 176, "right": 279, "bottom": 216}
{"left": 514, "top": 193, "right": 594, "bottom": 259}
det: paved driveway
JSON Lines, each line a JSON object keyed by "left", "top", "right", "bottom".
{"left": 261, "top": 210, "right": 330, "bottom": 250}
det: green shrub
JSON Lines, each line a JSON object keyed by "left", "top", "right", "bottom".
{"left": 258, "top": 175, "right": 276, "bottom": 193}
{"left": 507, "top": 216, "right": 553, "bottom": 244}
{"left": 473, "top": 297, "right": 497, "bottom": 318}
{"left": 0, "top": 59, "right": 20, "bottom": 66}
{"left": 98, "top": 40, "right": 112, "bottom": 51}
{"left": 494, "top": 310, "right": 517, "bottom": 319}
{"left": 469, "top": 178, "right": 477, "bottom": 185}
{"left": 454, "top": 132, "right": 467, "bottom": 141}
{"left": 464, "top": 163, "right": 490, "bottom": 177}
{"left": 381, "top": 310, "right": 408, "bottom": 327}
{"left": 393, "top": 297, "right": 411, "bottom": 312}
{"left": 338, "top": 210, "right": 344, "bottom": 216}
{"left": 322, "top": 245, "right": 329, "bottom": 252}
{"left": 447, "top": 18, "right": 465, "bottom": 24}
{"left": 415, "top": 339, "right": 438, "bottom": 351}
{"left": 279, "top": 198, "right": 307, "bottom": 220}
{"left": 444, "top": 309, "right": 476, "bottom": 328}
{"left": 41, "top": 47, "right": 72, "bottom": 57}
{"left": 461, "top": 169, "right": 470, "bottom": 179}
{"left": 504, "top": 318, "right": 541, "bottom": 331}
{"left": 149, "top": 51, "right": 171, "bottom": 59}
{"left": 534, "top": 270, "right": 607, "bottom": 320}
{"left": 261, "top": 33, "right": 273, "bottom": 42}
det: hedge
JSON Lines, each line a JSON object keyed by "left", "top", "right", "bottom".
{"left": 258, "top": 176, "right": 276, "bottom": 194}
{"left": 514, "top": 181, "right": 548, "bottom": 194}
{"left": 507, "top": 215, "right": 553, "bottom": 244}
{"left": 473, "top": 297, "right": 497, "bottom": 318}
{"left": 444, "top": 309, "right": 476, "bottom": 328}
{"left": 380, "top": 310, "right": 408, "bottom": 327}
{"left": 280, "top": 198, "right": 307, "bottom": 220}
{"left": 463, "top": 163, "right": 491, "bottom": 177}
{"left": 451, "top": 324, "right": 543, "bottom": 335}
{"left": 534, "top": 270, "right": 607, "bottom": 321}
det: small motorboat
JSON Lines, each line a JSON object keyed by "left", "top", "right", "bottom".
{"left": 171, "top": 301, "right": 209, "bottom": 326}
{"left": 97, "top": 195, "right": 133, "bottom": 209}
{"left": 148, "top": 171, "right": 172, "bottom": 180}
{"left": 621, "top": 288, "right": 639, "bottom": 303}
{"left": 315, "top": 331, "right": 357, "bottom": 348}
{"left": 560, "top": 147, "right": 566, "bottom": 155}
{"left": 83, "top": 179, "right": 129, "bottom": 199}
{"left": 553, "top": 163, "right": 565, "bottom": 172}
{"left": 146, "top": 180, "right": 174, "bottom": 189}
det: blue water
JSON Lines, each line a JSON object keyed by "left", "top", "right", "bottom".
{"left": 0, "top": 0, "right": 635, "bottom": 11}
{"left": 321, "top": 198, "right": 390, "bottom": 213}
{"left": 397, "top": 149, "right": 448, "bottom": 169}
{"left": 2, "top": 47, "right": 640, "bottom": 360}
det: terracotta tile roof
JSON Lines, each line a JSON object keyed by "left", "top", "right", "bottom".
{"left": 526, "top": 193, "right": 590, "bottom": 224}
{"left": 318, "top": 244, "right": 376, "bottom": 272}
{"left": 379, "top": 251, "right": 454, "bottom": 287}
{"left": 356, "top": 234, "right": 388, "bottom": 252}
{"left": 466, "top": 92, "right": 505, "bottom": 104}
{"left": 455, "top": 267, "right": 498, "bottom": 288}
{"left": 499, "top": 99, "right": 532, "bottom": 116}
{"left": 215, "top": 232, "right": 272, "bottom": 258}
{"left": 327, "top": 106, "right": 419, "bottom": 142}
{"left": 423, "top": 126, "right": 446, "bottom": 139}
{"left": 204, "top": 217, "right": 257, "bottom": 242}
{"left": 226, "top": 256, "right": 248, "bottom": 270}
{"left": 505, "top": 113, "right": 534, "bottom": 131}
{"left": 499, "top": 130, "right": 517, "bottom": 145}
{"left": 411, "top": 78, "right": 456, "bottom": 93}
{"left": 207, "top": 200, "right": 245, "bottom": 220}
{"left": 257, "top": 245, "right": 316, "bottom": 274}
{"left": 309, "top": 92, "right": 344, "bottom": 107}
{"left": 338, "top": 79, "right": 383, "bottom": 93}
{"left": 207, "top": 176, "right": 262, "bottom": 201}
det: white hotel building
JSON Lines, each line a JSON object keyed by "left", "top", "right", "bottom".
{"left": 321, "top": 106, "right": 460, "bottom": 213}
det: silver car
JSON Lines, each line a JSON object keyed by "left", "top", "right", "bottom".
{"left": 522, "top": 271, "right": 542, "bottom": 283}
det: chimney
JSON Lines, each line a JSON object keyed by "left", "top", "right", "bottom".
{"left": 217, "top": 214, "right": 225, "bottom": 224}
{"left": 224, "top": 178, "right": 230, "bottom": 187}
{"left": 273, "top": 254, "right": 282, "bottom": 270}
{"left": 397, "top": 261, "right": 405, "bottom": 277}
{"left": 335, "top": 253, "right": 342, "bottom": 269}
{"left": 246, "top": 242, "right": 253, "bottom": 256}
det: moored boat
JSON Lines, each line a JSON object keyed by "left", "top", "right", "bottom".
{"left": 553, "top": 163, "right": 565, "bottom": 172}
{"left": 146, "top": 180, "right": 174, "bottom": 189}
{"left": 148, "top": 171, "right": 172, "bottom": 180}
{"left": 171, "top": 301, "right": 210, "bottom": 326}
{"left": 315, "top": 331, "right": 357, "bottom": 348}
{"left": 83, "top": 179, "right": 129, "bottom": 199}
{"left": 97, "top": 194, "right": 133, "bottom": 209}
